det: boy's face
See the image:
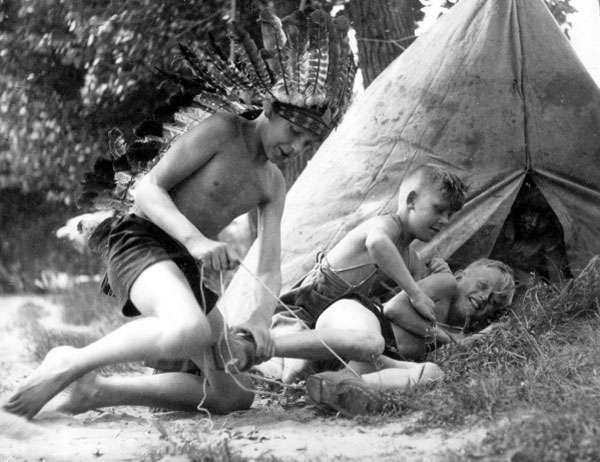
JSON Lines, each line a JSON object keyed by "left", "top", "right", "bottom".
{"left": 264, "top": 115, "right": 321, "bottom": 163}
{"left": 453, "top": 265, "right": 509, "bottom": 324}
{"left": 406, "top": 188, "right": 453, "bottom": 242}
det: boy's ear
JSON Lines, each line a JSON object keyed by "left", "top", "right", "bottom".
{"left": 454, "top": 269, "right": 465, "bottom": 280}
{"left": 406, "top": 190, "right": 417, "bottom": 210}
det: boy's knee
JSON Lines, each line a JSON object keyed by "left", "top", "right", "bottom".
{"left": 210, "top": 377, "right": 255, "bottom": 414}
{"left": 352, "top": 332, "right": 385, "bottom": 361}
{"left": 159, "top": 317, "right": 213, "bottom": 357}
{"left": 211, "top": 391, "right": 254, "bottom": 414}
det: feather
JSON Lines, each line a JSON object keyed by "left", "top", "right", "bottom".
{"left": 76, "top": 158, "right": 116, "bottom": 210}
{"left": 205, "top": 33, "right": 263, "bottom": 104}
{"left": 260, "top": 9, "right": 288, "bottom": 95}
{"left": 155, "top": 67, "right": 207, "bottom": 95}
{"left": 177, "top": 43, "right": 215, "bottom": 85}
{"left": 183, "top": 42, "right": 250, "bottom": 99}
{"left": 324, "top": 15, "right": 349, "bottom": 97}
{"left": 227, "top": 21, "right": 274, "bottom": 97}
{"left": 126, "top": 138, "right": 163, "bottom": 170}
{"left": 202, "top": 45, "right": 257, "bottom": 99}
{"left": 305, "top": 10, "right": 330, "bottom": 105}
{"left": 108, "top": 128, "right": 128, "bottom": 160}
{"left": 281, "top": 10, "right": 309, "bottom": 106}
{"left": 134, "top": 120, "right": 163, "bottom": 138}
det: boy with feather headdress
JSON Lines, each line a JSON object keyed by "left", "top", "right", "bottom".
{"left": 4, "top": 8, "right": 356, "bottom": 418}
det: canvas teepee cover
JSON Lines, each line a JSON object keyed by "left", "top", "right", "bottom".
{"left": 220, "top": 0, "right": 600, "bottom": 320}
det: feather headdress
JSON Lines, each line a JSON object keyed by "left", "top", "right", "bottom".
{"left": 74, "top": 8, "right": 355, "bottom": 255}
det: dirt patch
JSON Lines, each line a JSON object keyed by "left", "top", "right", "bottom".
{"left": 0, "top": 296, "right": 490, "bottom": 462}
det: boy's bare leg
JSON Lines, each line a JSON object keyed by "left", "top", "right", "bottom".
{"left": 269, "top": 327, "right": 384, "bottom": 383}
{"left": 4, "top": 261, "right": 219, "bottom": 419}
{"left": 51, "top": 362, "right": 254, "bottom": 415}
{"left": 359, "top": 357, "right": 444, "bottom": 391}
{"left": 49, "top": 310, "right": 254, "bottom": 415}
{"left": 260, "top": 299, "right": 386, "bottom": 383}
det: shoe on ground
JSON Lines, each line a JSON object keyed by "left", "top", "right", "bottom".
{"left": 306, "top": 371, "right": 388, "bottom": 417}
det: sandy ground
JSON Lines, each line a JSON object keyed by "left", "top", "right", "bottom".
{"left": 0, "top": 295, "right": 490, "bottom": 462}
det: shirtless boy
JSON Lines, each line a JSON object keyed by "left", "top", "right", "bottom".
{"left": 4, "top": 9, "right": 357, "bottom": 419}
{"left": 268, "top": 163, "right": 469, "bottom": 382}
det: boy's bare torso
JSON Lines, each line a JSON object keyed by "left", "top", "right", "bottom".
{"left": 137, "top": 114, "right": 282, "bottom": 239}
{"left": 326, "top": 215, "right": 415, "bottom": 286}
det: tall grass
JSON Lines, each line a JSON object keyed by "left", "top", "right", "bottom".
{"left": 397, "top": 256, "right": 600, "bottom": 461}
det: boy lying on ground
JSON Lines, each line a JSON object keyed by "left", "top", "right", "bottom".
{"left": 266, "top": 258, "right": 516, "bottom": 417}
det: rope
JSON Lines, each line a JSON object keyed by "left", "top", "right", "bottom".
{"left": 192, "top": 257, "right": 397, "bottom": 405}
{"left": 195, "top": 261, "right": 319, "bottom": 397}
{"left": 235, "top": 259, "right": 362, "bottom": 379}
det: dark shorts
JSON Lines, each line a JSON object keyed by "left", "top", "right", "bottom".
{"left": 100, "top": 214, "right": 218, "bottom": 317}
{"left": 312, "top": 292, "right": 402, "bottom": 372}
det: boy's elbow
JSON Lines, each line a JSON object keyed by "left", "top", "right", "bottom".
{"left": 382, "top": 291, "right": 410, "bottom": 318}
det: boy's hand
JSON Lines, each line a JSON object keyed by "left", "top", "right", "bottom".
{"left": 428, "top": 258, "right": 452, "bottom": 275}
{"left": 409, "top": 290, "right": 437, "bottom": 322}
{"left": 237, "top": 322, "right": 275, "bottom": 363}
{"left": 190, "top": 239, "right": 240, "bottom": 271}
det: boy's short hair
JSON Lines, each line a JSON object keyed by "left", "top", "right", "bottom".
{"left": 465, "top": 258, "right": 516, "bottom": 308}
{"left": 406, "top": 164, "right": 469, "bottom": 213}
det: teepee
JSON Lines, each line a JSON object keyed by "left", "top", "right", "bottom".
{"left": 220, "top": 0, "right": 600, "bottom": 321}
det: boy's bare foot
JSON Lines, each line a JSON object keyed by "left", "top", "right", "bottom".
{"left": 49, "top": 372, "right": 101, "bottom": 415}
{"left": 306, "top": 370, "right": 389, "bottom": 417}
{"left": 3, "top": 346, "right": 79, "bottom": 419}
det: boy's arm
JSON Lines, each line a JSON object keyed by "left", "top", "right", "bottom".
{"left": 383, "top": 273, "right": 457, "bottom": 344}
{"left": 457, "top": 322, "right": 507, "bottom": 347}
{"left": 427, "top": 257, "right": 452, "bottom": 275}
{"left": 236, "top": 168, "right": 286, "bottom": 360}
{"left": 134, "top": 117, "right": 238, "bottom": 270}
{"left": 365, "top": 221, "right": 437, "bottom": 321}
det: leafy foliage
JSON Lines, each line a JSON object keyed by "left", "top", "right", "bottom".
{"left": 0, "top": 0, "right": 231, "bottom": 200}
{"left": 0, "top": 0, "right": 578, "bottom": 202}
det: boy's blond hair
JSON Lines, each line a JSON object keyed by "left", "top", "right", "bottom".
{"left": 465, "top": 258, "right": 516, "bottom": 307}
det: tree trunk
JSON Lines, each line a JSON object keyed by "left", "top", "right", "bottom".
{"left": 346, "top": 0, "right": 423, "bottom": 88}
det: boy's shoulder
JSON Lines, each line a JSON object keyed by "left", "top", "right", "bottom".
{"left": 185, "top": 111, "right": 247, "bottom": 142}
{"left": 420, "top": 271, "right": 457, "bottom": 297}
{"left": 366, "top": 213, "right": 405, "bottom": 235}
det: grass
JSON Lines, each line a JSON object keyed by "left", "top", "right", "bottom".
{"left": 17, "top": 247, "right": 600, "bottom": 460}
{"left": 392, "top": 255, "right": 600, "bottom": 461}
